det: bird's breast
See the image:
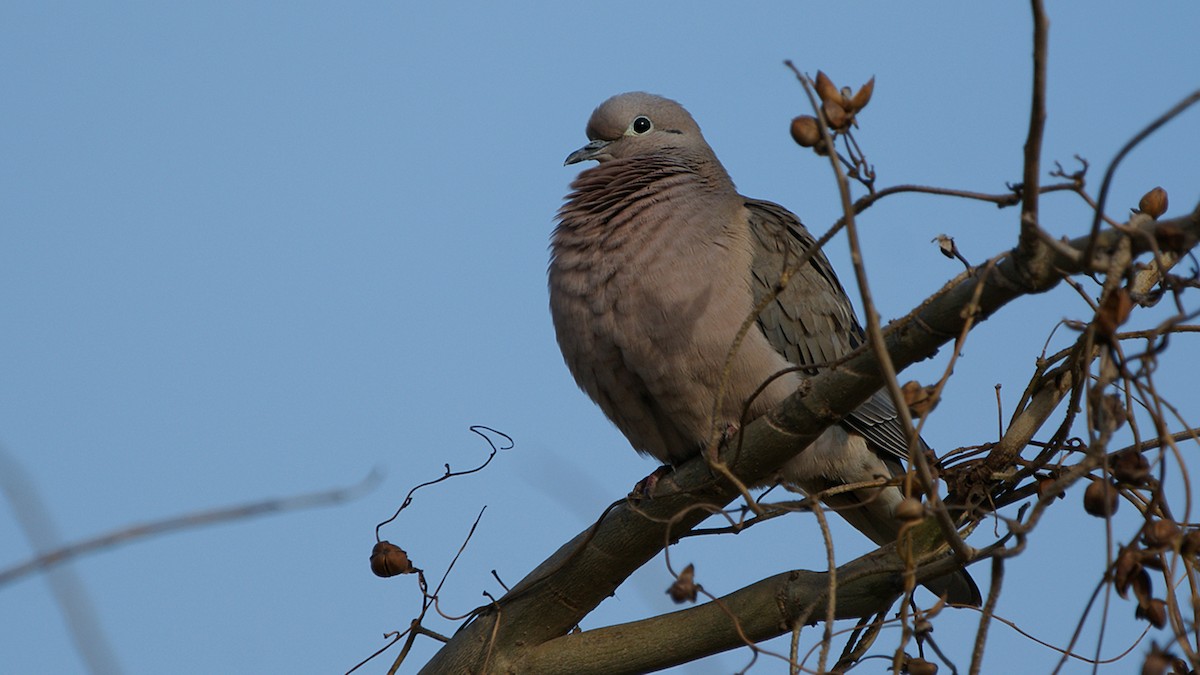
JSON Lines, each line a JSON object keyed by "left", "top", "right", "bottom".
{"left": 550, "top": 189, "right": 800, "bottom": 462}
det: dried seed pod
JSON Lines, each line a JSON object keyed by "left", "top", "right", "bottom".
{"left": 895, "top": 497, "right": 925, "bottom": 522}
{"left": 821, "top": 99, "right": 848, "bottom": 131}
{"left": 1130, "top": 568, "right": 1154, "bottom": 606}
{"left": 1142, "top": 652, "right": 1168, "bottom": 675}
{"left": 1113, "top": 547, "right": 1141, "bottom": 597}
{"left": 1139, "top": 551, "right": 1165, "bottom": 571}
{"left": 790, "top": 115, "right": 822, "bottom": 148}
{"left": 814, "top": 70, "right": 840, "bottom": 104}
{"left": 1036, "top": 474, "right": 1064, "bottom": 500}
{"left": 1138, "top": 187, "right": 1168, "bottom": 219}
{"left": 1083, "top": 478, "right": 1119, "bottom": 517}
{"left": 667, "top": 563, "right": 699, "bottom": 603}
{"left": 901, "top": 380, "right": 938, "bottom": 418}
{"left": 1111, "top": 449, "right": 1150, "bottom": 485}
{"left": 1181, "top": 529, "right": 1200, "bottom": 556}
{"left": 1092, "top": 393, "right": 1128, "bottom": 434}
{"left": 1141, "top": 644, "right": 1176, "bottom": 675}
{"left": 1135, "top": 598, "right": 1168, "bottom": 629}
{"left": 1095, "top": 288, "right": 1133, "bottom": 339}
{"left": 906, "top": 656, "right": 939, "bottom": 675}
{"left": 370, "top": 541, "right": 415, "bottom": 577}
{"left": 1143, "top": 520, "right": 1182, "bottom": 548}
{"left": 850, "top": 77, "right": 875, "bottom": 112}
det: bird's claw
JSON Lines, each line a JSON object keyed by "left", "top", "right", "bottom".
{"left": 630, "top": 464, "right": 673, "bottom": 500}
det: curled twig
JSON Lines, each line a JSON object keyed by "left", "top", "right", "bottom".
{"left": 375, "top": 426, "right": 512, "bottom": 540}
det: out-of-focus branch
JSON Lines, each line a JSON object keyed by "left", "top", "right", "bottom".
{"left": 0, "top": 445, "right": 121, "bottom": 675}
{"left": 0, "top": 470, "right": 380, "bottom": 587}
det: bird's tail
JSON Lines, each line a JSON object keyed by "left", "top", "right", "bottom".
{"left": 820, "top": 484, "right": 982, "bottom": 607}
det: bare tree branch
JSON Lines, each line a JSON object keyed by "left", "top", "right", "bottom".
{"left": 1014, "top": 0, "right": 1054, "bottom": 290}
{"left": 418, "top": 207, "right": 1200, "bottom": 673}
{"left": 514, "top": 535, "right": 985, "bottom": 675}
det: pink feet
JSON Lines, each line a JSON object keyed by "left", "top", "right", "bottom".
{"left": 630, "top": 464, "right": 673, "bottom": 499}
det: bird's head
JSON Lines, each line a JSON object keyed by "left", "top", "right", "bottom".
{"left": 564, "top": 92, "right": 708, "bottom": 165}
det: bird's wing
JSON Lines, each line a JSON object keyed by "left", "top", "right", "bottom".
{"left": 745, "top": 198, "right": 918, "bottom": 463}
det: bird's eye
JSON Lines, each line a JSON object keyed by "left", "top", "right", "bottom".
{"left": 631, "top": 116, "right": 652, "bottom": 134}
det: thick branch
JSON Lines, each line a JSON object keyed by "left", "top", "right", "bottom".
{"left": 514, "top": 542, "right": 972, "bottom": 674}
{"left": 419, "top": 208, "right": 1200, "bottom": 674}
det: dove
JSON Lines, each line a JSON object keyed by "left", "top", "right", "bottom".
{"left": 549, "top": 92, "right": 978, "bottom": 605}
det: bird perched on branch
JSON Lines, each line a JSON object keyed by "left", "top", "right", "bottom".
{"left": 548, "top": 92, "right": 979, "bottom": 606}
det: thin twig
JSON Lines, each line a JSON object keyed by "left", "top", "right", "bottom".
{"left": 375, "top": 426, "right": 511, "bottom": 539}
{"left": 792, "top": 67, "right": 976, "bottom": 564}
{"left": 811, "top": 499, "right": 838, "bottom": 673}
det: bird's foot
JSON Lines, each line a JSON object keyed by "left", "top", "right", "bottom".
{"left": 630, "top": 464, "right": 673, "bottom": 500}
{"left": 703, "top": 421, "right": 741, "bottom": 462}
{"left": 721, "top": 421, "right": 741, "bottom": 445}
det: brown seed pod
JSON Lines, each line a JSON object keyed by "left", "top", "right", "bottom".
{"left": 1143, "top": 520, "right": 1182, "bottom": 548}
{"left": 1130, "top": 568, "right": 1154, "bottom": 606}
{"left": 1113, "top": 547, "right": 1141, "bottom": 597}
{"left": 814, "top": 70, "right": 840, "bottom": 104}
{"left": 1142, "top": 652, "right": 1169, "bottom": 675}
{"left": 1092, "top": 393, "right": 1128, "bottom": 434}
{"left": 1036, "top": 474, "right": 1064, "bottom": 501}
{"left": 901, "top": 380, "right": 938, "bottom": 418}
{"left": 895, "top": 497, "right": 925, "bottom": 523}
{"left": 667, "top": 563, "right": 699, "bottom": 603}
{"left": 906, "top": 656, "right": 939, "bottom": 675}
{"left": 1138, "top": 186, "right": 1169, "bottom": 219}
{"left": 1139, "top": 551, "right": 1165, "bottom": 571}
{"left": 1181, "top": 529, "right": 1200, "bottom": 556}
{"left": 1095, "top": 288, "right": 1133, "bottom": 339}
{"left": 850, "top": 76, "right": 875, "bottom": 113}
{"left": 1135, "top": 598, "right": 1168, "bottom": 629}
{"left": 821, "top": 99, "right": 848, "bottom": 131}
{"left": 1143, "top": 650, "right": 1170, "bottom": 675}
{"left": 790, "top": 115, "right": 822, "bottom": 148}
{"left": 1141, "top": 645, "right": 1181, "bottom": 675}
{"left": 370, "top": 540, "right": 415, "bottom": 578}
{"left": 1111, "top": 449, "right": 1150, "bottom": 485}
{"left": 1083, "top": 478, "right": 1119, "bottom": 517}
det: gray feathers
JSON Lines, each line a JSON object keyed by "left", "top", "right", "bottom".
{"left": 550, "top": 92, "right": 979, "bottom": 605}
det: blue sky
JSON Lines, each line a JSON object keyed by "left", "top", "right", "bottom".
{"left": 2, "top": 2, "right": 1198, "bottom": 673}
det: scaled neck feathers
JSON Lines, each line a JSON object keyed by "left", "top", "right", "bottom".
{"left": 556, "top": 152, "right": 739, "bottom": 240}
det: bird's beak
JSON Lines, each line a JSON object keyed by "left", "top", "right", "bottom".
{"left": 564, "top": 139, "right": 612, "bottom": 166}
